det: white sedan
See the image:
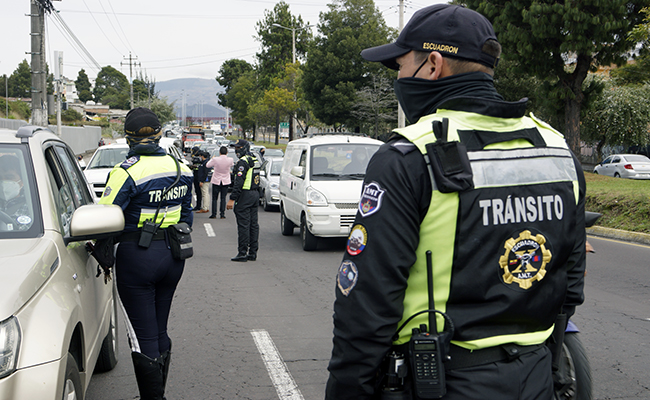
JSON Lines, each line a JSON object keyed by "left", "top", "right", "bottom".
{"left": 593, "top": 154, "right": 650, "bottom": 179}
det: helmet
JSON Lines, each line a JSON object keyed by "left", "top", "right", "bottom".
{"left": 234, "top": 139, "right": 250, "bottom": 158}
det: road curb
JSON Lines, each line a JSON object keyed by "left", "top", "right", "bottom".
{"left": 587, "top": 226, "right": 650, "bottom": 246}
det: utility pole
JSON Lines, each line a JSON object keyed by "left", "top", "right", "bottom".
{"left": 29, "top": 0, "right": 48, "bottom": 126}
{"left": 121, "top": 52, "right": 140, "bottom": 110}
{"left": 54, "top": 51, "right": 63, "bottom": 136}
{"left": 397, "top": 0, "right": 406, "bottom": 128}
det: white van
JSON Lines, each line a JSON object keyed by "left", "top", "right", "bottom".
{"left": 279, "top": 134, "right": 383, "bottom": 250}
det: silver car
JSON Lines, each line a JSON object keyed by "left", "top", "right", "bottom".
{"left": 0, "top": 126, "right": 124, "bottom": 399}
{"left": 593, "top": 154, "right": 650, "bottom": 179}
{"left": 259, "top": 157, "right": 283, "bottom": 211}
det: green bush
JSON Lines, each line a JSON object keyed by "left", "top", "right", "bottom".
{"left": 61, "top": 108, "right": 83, "bottom": 122}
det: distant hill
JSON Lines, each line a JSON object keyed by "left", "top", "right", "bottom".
{"left": 156, "top": 78, "right": 226, "bottom": 119}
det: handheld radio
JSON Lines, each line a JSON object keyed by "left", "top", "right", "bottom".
{"left": 408, "top": 251, "right": 448, "bottom": 398}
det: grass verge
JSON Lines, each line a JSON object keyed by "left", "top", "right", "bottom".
{"left": 585, "top": 172, "right": 650, "bottom": 233}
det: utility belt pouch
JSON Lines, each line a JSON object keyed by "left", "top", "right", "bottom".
{"left": 138, "top": 219, "right": 160, "bottom": 248}
{"left": 425, "top": 118, "right": 474, "bottom": 193}
{"left": 168, "top": 222, "right": 193, "bottom": 260}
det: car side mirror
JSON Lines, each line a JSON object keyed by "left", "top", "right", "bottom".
{"left": 290, "top": 166, "right": 305, "bottom": 178}
{"left": 67, "top": 204, "right": 125, "bottom": 244}
{"left": 260, "top": 170, "right": 266, "bottom": 177}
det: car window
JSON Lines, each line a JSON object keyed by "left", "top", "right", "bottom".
{"left": 0, "top": 144, "right": 41, "bottom": 237}
{"left": 45, "top": 144, "right": 93, "bottom": 236}
{"left": 87, "top": 147, "right": 129, "bottom": 169}
{"left": 298, "top": 150, "right": 307, "bottom": 168}
{"left": 625, "top": 155, "right": 650, "bottom": 163}
{"left": 311, "top": 144, "right": 380, "bottom": 180}
{"left": 612, "top": 157, "right": 621, "bottom": 163}
{"left": 265, "top": 149, "right": 284, "bottom": 158}
{"left": 270, "top": 160, "right": 282, "bottom": 175}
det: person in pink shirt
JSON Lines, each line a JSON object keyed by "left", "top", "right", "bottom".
{"left": 206, "top": 146, "right": 234, "bottom": 219}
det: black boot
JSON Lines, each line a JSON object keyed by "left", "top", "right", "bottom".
{"left": 131, "top": 352, "right": 165, "bottom": 400}
{"left": 160, "top": 343, "right": 172, "bottom": 393}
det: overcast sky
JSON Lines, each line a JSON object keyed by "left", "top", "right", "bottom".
{"left": 1, "top": 0, "right": 444, "bottom": 84}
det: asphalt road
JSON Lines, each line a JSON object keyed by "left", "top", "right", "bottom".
{"left": 85, "top": 207, "right": 650, "bottom": 400}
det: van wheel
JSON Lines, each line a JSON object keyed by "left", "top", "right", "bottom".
{"left": 280, "top": 206, "right": 294, "bottom": 236}
{"left": 62, "top": 353, "right": 82, "bottom": 400}
{"left": 95, "top": 287, "right": 118, "bottom": 372}
{"left": 300, "top": 215, "right": 318, "bottom": 251}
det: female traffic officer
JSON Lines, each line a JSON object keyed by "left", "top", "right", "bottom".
{"left": 99, "top": 107, "right": 193, "bottom": 400}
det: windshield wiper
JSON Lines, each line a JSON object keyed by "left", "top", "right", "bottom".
{"left": 312, "top": 173, "right": 341, "bottom": 177}
{"left": 340, "top": 173, "right": 365, "bottom": 180}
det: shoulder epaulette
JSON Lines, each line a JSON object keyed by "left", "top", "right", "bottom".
{"left": 120, "top": 155, "right": 141, "bottom": 170}
{"left": 390, "top": 138, "right": 418, "bottom": 155}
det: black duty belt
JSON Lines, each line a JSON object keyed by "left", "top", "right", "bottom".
{"left": 445, "top": 343, "right": 545, "bottom": 370}
{"left": 117, "top": 230, "right": 166, "bottom": 243}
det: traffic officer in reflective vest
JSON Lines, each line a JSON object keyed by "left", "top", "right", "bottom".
{"left": 99, "top": 107, "right": 193, "bottom": 400}
{"left": 226, "top": 139, "right": 260, "bottom": 262}
{"left": 325, "top": 5, "right": 587, "bottom": 400}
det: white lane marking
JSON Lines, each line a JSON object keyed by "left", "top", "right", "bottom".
{"left": 204, "top": 223, "right": 215, "bottom": 237}
{"left": 250, "top": 329, "right": 304, "bottom": 400}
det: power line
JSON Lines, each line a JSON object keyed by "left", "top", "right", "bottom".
{"left": 81, "top": 0, "right": 124, "bottom": 56}
{"left": 106, "top": 0, "right": 136, "bottom": 54}
{"left": 47, "top": 11, "right": 101, "bottom": 72}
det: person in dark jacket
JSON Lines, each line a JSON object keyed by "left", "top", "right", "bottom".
{"left": 99, "top": 107, "right": 193, "bottom": 400}
{"left": 226, "top": 139, "right": 260, "bottom": 262}
{"left": 325, "top": 5, "right": 586, "bottom": 400}
{"left": 196, "top": 151, "right": 211, "bottom": 213}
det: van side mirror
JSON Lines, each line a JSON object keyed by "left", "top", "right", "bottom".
{"left": 290, "top": 166, "right": 305, "bottom": 178}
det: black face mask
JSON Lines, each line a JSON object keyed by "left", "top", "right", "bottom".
{"left": 393, "top": 72, "right": 504, "bottom": 124}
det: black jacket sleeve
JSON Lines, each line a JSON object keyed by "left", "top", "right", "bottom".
{"left": 562, "top": 153, "right": 587, "bottom": 318}
{"left": 197, "top": 161, "right": 209, "bottom": 182}
{"left": 325, "top": 138, "right": 432, "bottom": 400}
{"left": 229, "top": 157, "right": 250, "bottom": 201}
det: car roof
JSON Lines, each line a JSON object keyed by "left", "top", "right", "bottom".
{"left": 287, "top": 134, "right": 383, "bottom": 146}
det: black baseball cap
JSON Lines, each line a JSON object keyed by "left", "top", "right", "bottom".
{"left": 361, "top": 4, "right": 498, "bottom": 70}
{"left": 124, "top": 107, "right": 161, "bottom": 136}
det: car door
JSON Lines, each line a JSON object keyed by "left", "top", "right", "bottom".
{"left": 599, "top": 156, "right": 612, "bottom": 176}
{"left": 285, "top": 149, "right": 308, "bottom": 224}
{"left": 610, "top": 156, "right": 622, "bottom": 176}
{"left": 45, "top": 142, "right": 108, "bottom": 359}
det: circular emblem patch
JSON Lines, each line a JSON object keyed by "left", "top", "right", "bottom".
{"left": 347, "top": 224, "right": 367, "bottom": 256}
{"left": 498, "top": 230, "right": 552, "bottom": 290}
{"left": 337, "top": 260, "right": 359, "bottom": 297}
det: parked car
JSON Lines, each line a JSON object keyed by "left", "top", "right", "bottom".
{"left": 279, "top": 133, "right": 382, "bottom": 250}
{"left": 0, "top": 125, "right": 124, "bottom": 400}
{"left": 259, "top": 157, "right": 283, "bottom": 211}
{"left": 593, "top": 154, "right": 650, "bottom": 179}
{"left": 84, "top": 139, "right": 190, "bottom": 198}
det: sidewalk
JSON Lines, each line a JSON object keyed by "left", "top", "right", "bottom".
{"left": 587, "top": 226, "right": 650, "bottom": 246}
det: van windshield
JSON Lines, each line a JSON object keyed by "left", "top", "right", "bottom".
{"left": 310, "top": 143, "right": 380, "bottom": 180}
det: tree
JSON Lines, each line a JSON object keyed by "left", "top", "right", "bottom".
{"left": 9, "top": 60, "right": 31, "bottom": 98}
{"left": 227, "top": 69, "right": 262, "bottom": 135}
{"left": 465, "top": 0, "right": 650, "bottom": 156}
{"left": 254, "top": 1, "right": 311, "bottom": 89}
{"left": 134, "top": 96, "right": 176, "bottom": 124}
{"left": 0, "top": 75, "right": 6, "bottom": 97}
{"left": 611, "top": 7, "right": 650, "bottom": 85}
{"left": 93, "top": 66, "right": 130, "bottom": 109}
{"left": 581, "top": 82, "right": 650, "bottom": 160}
{"left": 216, "top": 59, "right": 254, "bottom": 109}
{"left": 75, "top": 69, "right": 93, "bottom": 103}
{"left": 351, "top": 73, "right": 397, "bottom": 138}
{"left": 133, "top": 71, "right": 157, "bottom": 104}
{"left": 302, "top": 0, "right": 396, "bottom": 129}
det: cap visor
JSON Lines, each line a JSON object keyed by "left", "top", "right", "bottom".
{"left": 361, "top": 42, "right": 410, "bottom": 70}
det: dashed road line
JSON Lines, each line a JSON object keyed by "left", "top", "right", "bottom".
{"left": 251, "top": 329, "right": 304, "bottom": 400}
{"left": 204, "top": 223, "right": 215, "bottom": 237}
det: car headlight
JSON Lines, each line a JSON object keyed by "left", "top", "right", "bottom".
{"left": 0, "top": 317, "right": 21, "bottom": 379}
{"left": 306, "top": 186, "right": 328, "bottom": 206}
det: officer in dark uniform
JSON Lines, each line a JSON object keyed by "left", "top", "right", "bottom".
{"left": 190, "top": 146, "right": 203, "bottom": 211}
{"left": 325, "top": 5, "right": 587, "bottom": 400}
{"left": 99, "top": 107, "right": 193, "bottom": 400}
{"left": 226, "top": 139, "right": 260, "bottom": 262}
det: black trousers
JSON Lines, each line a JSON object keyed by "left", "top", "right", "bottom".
{"left": 442, "top": 345, "right": 553, "bottom": 400}
{"left": 193, "top": 177, "right": 201, "bottom": 209}
{"left": 211, "top": 183, "right": 229, "bottom": 217}
{"left": 233, "top": 190, "right": 259, "bottom": 256}
{"left": 115, "top": 240, "right": 185, "bottom": 359}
